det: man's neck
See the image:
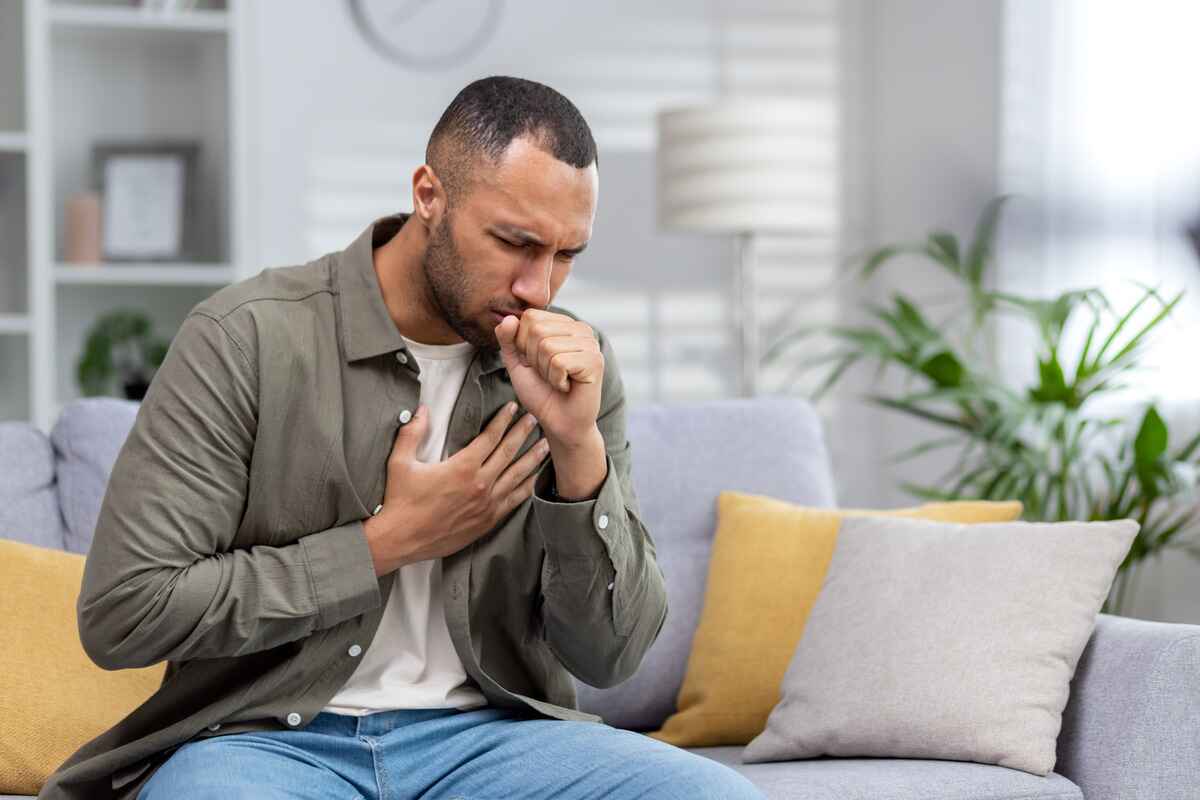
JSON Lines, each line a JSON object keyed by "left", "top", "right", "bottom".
{"left": 372, "top": 213, "right": 465, "bottom": 346}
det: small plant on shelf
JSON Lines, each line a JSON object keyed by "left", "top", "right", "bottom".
{"left": 76, "top": 310, "right": 171, "bottom": 401}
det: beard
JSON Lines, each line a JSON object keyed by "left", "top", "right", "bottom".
{"left": 420, "top": 212, "right": 498, "bottom": 353}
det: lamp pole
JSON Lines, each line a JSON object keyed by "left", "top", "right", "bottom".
{"left": 732, "top": 231, "right": 758, "bottom": 397}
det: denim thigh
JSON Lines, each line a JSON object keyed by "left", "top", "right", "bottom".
{"left": 136, "top": 707, "right": 766, "bottom": 800}
{"left": 375, "top": 708, "right": 767, "bottom": 800}
{"left": 136, "top": 729, "right": 372, "bottom": 800}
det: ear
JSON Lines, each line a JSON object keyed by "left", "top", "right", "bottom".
{"left": 411, "top": 164, "right": 446, "bottom": 229}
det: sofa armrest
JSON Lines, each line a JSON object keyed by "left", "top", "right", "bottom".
{"left": 1057, "top": 612, "right": 1200, "bottom": 799}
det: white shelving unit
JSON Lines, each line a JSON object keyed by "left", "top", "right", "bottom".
{"left": 0, "top": 0, "right": 252, "bottom": 432}
{"left": 0, "top": 0, "right": 31, "bottom": 423}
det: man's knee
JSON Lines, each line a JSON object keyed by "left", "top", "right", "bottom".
{"left": 622, "top": 740, "right": 766, "bottom": 800}
{"left": 663, "top": 755, "right": 767, "bottom": 800}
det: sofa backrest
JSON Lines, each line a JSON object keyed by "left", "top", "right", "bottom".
{"left": 50, "top": 397, "right": 142, "bottom": 554}
{"left": 0, "top": 421, "right": 66, "bottom": 550}
{"left": 575, "top": 395, "right": 837, "bottom": 729}
{"left": 3, "top": 393, "right": 838, "bottom": 732}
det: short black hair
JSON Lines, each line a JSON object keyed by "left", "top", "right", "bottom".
{"left": 425, "top": 76, "right": 598, "bottom": 208}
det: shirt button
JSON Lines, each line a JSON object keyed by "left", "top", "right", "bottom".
{"left": 398, "top": 408, "right": 413, "bottom": 424}
{"left": 207, "top": 723, "right": 221, "bottom": 731}
{"left": 348, "top": 644, "right": 363, "bottom": 657}
{"left": 395, "top": 351, "right": 409, "bottom": 364}
{"left": 372, "top": 503, "right": 383, "bottom": 516}
{"left": 607, "top": 581, "right": 615, "bottom": 590}
{"left": 597, "top": 513, "right": 610, "bottom": 530}
{"left": 286, "top": 712, "right": 302, "bottom": 727}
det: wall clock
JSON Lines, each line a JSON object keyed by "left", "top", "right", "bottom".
{"left": 346, "top": 0, "right": 505, "bottom": 70}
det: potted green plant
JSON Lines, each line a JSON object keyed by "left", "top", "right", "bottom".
{"left": 765, "top": 195, "right": 1200, "bottom": 615}
{"left": 76, "top": 310, "right": 171, "bottom": 401}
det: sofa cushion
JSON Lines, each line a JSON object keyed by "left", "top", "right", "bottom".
{"left": 648, "top": 492, "right": 1023, "bottom": 747}
{"left": 0, "top": 422, "right": 65, "bottom": 550}
{"left": 744, "top": 515, "right": 1137, "bottom": 776}
{"left": 688, "top": 747, "right": 1082, "bottom": 800}
{"left": 49, "top": 397, "right": 140, "bottom": 554}
{"left": 573, "top": 396, "right": 838, "bottom": 731}
{"left": 0, "top": 538, "right": 166, "bottom": 796}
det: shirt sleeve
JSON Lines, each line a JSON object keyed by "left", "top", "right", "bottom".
{"left": 77, "top": 311, "right": 382, "bottom": 671}
{"left": 527, "top": 324, "right": 669, "bottom": 689}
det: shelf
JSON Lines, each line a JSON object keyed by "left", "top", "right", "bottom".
{"left": 54, "top": 283, "right": 214, "bottom": 415}
{"left": 0, "top": 314, "right": 31, "bottom": 335}
{"left": 49, "top": 16, "right": 232, "bottom": 265}
{"left": 0, "top": 133, "right": 27, "bottom": 153}
{"left": 55, "top": 263, "right": 235, "bottom": 286}
{"left": 49, "top": 5, "right": 229, "bottom": 36}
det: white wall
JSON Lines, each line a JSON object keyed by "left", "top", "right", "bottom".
{"left": 830, "top": 0, "right": 1004, "bottom": 508}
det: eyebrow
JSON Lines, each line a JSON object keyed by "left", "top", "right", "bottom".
{"left": 492, "top": 224, "right": 589, "bottom": 256}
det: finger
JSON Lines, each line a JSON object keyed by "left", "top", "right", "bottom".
{"left": 516, "top": 315, "right": 578, "bottom": 369}
{"left": 494, "top": 315, "right": 520, "bottom": 360}
{"left": 536, "top": 335, "right": 589, "bottom": 385}
{"left": 495, "top": 469, "right": 541, "bottom": 524}
{"left": 548, "top": 350, "right": 603, "bottom": 391}
{"left": 390, "top": 403, "right": 430, "bottom": 461}
{"left": 457, "top": 401, "right": 518, "bottom": 465}
{"left": 480, "top": 410, "right": 538, "bottom": 483}
{"left": 495, "top": 435, "right": 551, "bottom": 497}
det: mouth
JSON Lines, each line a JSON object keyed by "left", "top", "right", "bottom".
{"left": 491, "top": 309, "right": 521, "bottom": 326}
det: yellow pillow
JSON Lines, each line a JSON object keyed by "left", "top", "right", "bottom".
{"left": 644, "top": 492, "right": 1023, "bottom": 748}
{"left": 0, "top": 539, "right": 166, "bottom": 795}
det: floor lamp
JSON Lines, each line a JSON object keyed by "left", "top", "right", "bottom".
{"left": 656, "top": 99, "right": 833, "bottom": 397}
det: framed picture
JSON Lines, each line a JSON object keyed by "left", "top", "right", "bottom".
{"left": 92, "top": 141, "right": 199, "bottom": 262}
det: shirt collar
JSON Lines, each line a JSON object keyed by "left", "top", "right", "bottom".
{"left": 334, "top": 211, "right": 506, "bottom": 376}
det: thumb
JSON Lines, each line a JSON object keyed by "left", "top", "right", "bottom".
{"left": 392, "top": 403, "right": 429, "bottom": 460}
{"left": 495, "top": 315, "right": 521, "bottom": 367}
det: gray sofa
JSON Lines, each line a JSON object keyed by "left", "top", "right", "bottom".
{"left": 2, "top": 395, "right": 1197, "bottom": 800}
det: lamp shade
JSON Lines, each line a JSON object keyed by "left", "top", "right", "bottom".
{"left": 655, "top": 98, "right": 838, "bottom": 235}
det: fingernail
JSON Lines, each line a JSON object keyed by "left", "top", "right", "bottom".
{"left": 507, "top": 401, "right": 517, "bottom": 414}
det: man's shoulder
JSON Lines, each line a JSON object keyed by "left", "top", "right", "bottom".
{"left": 185, "top": 253, "right": 339, "bottom": 354}
{"left": 193, "top": 254, "right": 336, "bottom": 322}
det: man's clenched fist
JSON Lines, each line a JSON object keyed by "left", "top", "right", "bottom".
{"left": 494, "top": 309, "right": 604, "bottom": 448}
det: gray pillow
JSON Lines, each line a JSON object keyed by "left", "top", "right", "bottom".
{"left": 742, "top": 515, "right": 1138, "bottom": 776}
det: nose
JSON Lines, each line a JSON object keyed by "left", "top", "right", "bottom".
{"left": 511, "top": 254, "right": 552, "bottom": 309}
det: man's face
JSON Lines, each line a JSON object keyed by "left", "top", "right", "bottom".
{"left": 421, "top": 135, "right": 598, "bottom": 352}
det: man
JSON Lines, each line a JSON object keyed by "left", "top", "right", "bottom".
{"left": 39, "top": 77, "right": 766, "bottom": 799}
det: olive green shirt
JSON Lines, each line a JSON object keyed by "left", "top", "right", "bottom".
{"left": 39, "top": 212, "right": 668, "bottom": 800}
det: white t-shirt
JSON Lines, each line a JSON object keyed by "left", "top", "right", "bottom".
{"left": 322, "top": 335, "right": 490, "bottom": 715}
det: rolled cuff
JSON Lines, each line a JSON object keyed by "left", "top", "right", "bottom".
{"left": 531, "top": 451, "right": 630, "bottom": 578}
{"left": 299, "top": 520, "right": 382, "bottom": 631}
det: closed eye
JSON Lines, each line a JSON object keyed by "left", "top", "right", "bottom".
{"left": 494, "top": 234, "right": 530, "bottom": 251}
{"left": 494, "top": 233, "right": 576, "bottom": 260}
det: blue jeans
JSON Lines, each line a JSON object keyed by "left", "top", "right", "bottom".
{"left": 137, "top": 706, "right": 767, "bottom": 799}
